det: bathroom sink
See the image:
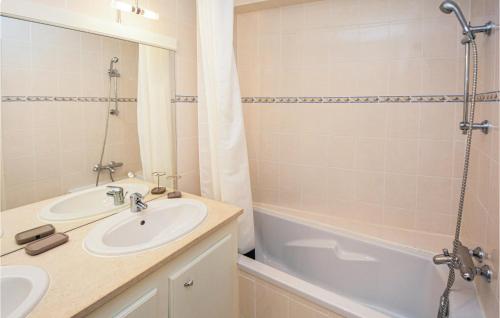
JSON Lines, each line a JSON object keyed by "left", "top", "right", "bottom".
{"left": 84, "top": 199, "right": 208, "bottom": 256}
{"left": 1, "top": 265, "right": 49, "bottom": 318}
{"left": 39, "top": 183, "right": 149, "bottom": 221}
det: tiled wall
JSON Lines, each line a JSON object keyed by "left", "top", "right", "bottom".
{"left": 1, "top": 17, "right": 141, "bottom": 209}
{"left": 239, "top": 270, "right": 344, "bottom": 318}
{"left": 236, "top": 0, "right": 475, "bottom": 237}
{"left": 236, "top": 0, "right": 500, "bottom": 316}
{"left": 464, "top": 0, "right": 500, "bottom": 317}
{"left": 1, "top": 0, "right": 200, "bottom": 208}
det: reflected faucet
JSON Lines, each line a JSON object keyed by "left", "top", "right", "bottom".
{"left": 106, "top": 186, "right": 125, "bottom": 206}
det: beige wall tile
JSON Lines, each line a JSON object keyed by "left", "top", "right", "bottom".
{"left": 385, "top": 139, "right": 418, "bottom": 174}
{"left": 418, "top": 140, "right": 453, "bottom": 177}
{"left": 355, "top": 138, "right": 386, "bottom": 171}
{"left": 289, "top": 299, "right": 328, "bottom": 318}
{"left": 256, "top": 281, "right": 289, "bottom": 318}
{"left": 239, "top": 273, "right": 256, "bottom": 318}
{"left": 385, "top": 174, "right": 417, "bottom": 209}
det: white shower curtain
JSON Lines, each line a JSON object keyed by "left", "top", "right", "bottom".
{"left": 137, "top": 45, "right": 174, "bottom": 182}
{"left": 197, "top": 0, "right": 255, "bottom": 253}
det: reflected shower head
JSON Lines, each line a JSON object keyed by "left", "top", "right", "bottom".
{"left": 109, "top": 57, "right": 119, "bottom": 70}
{"left": 108, "top": 57, "right": 120, "bottom": 78}
{"left": 439, "top": 0, "right": 471, "bottom": 35}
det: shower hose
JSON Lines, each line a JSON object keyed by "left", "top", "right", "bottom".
{"left": 437, "top": 38, "right": 479, "bottom": 318}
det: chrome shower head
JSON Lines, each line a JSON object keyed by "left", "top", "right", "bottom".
{"left": 109, "top": 57, "right": 119, "bottom": 70}
{"left": 439, "top": 0, "right": 471, "bottom": 35}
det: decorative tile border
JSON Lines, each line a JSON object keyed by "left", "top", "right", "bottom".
{"left": 2, "top": 96, "right": 137, "bottom": 103}
{"left": 175, "top": 95, "right": 198, "bottom": 103}
{"left": 4, "top": 92, "right": 498, "bottom": 104}
{"left": 239, "top": 92, "right": 499, "bottom": 104}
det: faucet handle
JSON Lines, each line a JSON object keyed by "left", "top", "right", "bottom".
{"left": 442, "top": 248, "right": 450, "bottom": 257}
{"left": 470, "top": 246, "right": 486, "bottom": 263}
{"left": 130, "top": 192, "right": 143, "bottom": 200}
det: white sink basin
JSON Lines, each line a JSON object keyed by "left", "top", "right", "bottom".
{"left": 1, "top": 265, "right": 49, "bottom": 318}
{"left": 39, "top": 183, "right": 149, "bottom": 221}
{"left": 84, "top": 199, "right": 207, "bottom": 256}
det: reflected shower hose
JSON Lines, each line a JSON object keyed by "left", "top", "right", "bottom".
{"left": 95, "top": 75, "right": 116, "bottom": 186}
{"left": 437, "top": 39, "right": 479, "bottom": 318}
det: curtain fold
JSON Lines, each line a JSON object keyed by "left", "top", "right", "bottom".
{"left": 197, "top": 0, "right": 255, "bottom": 253}
{"left": 137, "top": 45, "right": 174, "bottom": 182}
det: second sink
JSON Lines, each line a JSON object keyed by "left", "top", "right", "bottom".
{"left": 84, "top": 199, "right": 208, "bottom": 256}
{"left": 1, "top": 265, "right": 49, "bottom": 318}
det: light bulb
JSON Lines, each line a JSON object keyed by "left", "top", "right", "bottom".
{"left": 110, "top": 0, "right": 159, "bottom": 20}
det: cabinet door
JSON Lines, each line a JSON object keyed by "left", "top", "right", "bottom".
{"left": 169, "top": 235, "right": 234, "bottom": 318}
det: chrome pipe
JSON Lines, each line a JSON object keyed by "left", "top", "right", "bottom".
{"left": 461, "top": 42, "right": 470, "bottom": 134}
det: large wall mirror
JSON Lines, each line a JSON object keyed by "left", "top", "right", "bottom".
{"left": 0, "top": 16, "right": 177, "bottom": 255}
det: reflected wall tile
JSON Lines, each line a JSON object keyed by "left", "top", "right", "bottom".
{"left": 1, "top": 67, "right": 31, "bottom": 96}
{"left": 0, "top": 17, "right": 30, "bottom": 41}
{"left": 280, "top": 4, "right": 304, "bottom": 33}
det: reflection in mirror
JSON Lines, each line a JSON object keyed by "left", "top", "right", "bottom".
{"left": 0, "top": 17, "right": 176, "bottom": 255}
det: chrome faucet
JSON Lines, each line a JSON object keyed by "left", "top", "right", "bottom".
{"left": 130, "top": 193, "right": 148, "bottom": 213}
{"left": 433, "top": 242, "right": 492, "bottom": 282}
{"left": 93, "top": 161, "right": 124, "bottom": 184}
{"left": 106, "top": 186, "right": 125, "bottom": 206}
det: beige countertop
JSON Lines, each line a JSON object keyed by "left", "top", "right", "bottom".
{"left": 0, "top": 178, "right": 163, "bottom": 256}
{"left": 0, "top": 191, "right": 242, "bottom": 318}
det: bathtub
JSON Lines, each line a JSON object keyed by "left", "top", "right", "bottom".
{"left": 238, "top": 207, "right": 484, "bottom": 318}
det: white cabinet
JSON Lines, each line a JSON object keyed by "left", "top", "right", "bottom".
{"left": 88, "top": 222, "right": 238, "bottom": 318}
{"left": 169, "top": 235, "right": 233, "bottom": 318}
{"left": 113, "top": 289, "right": 159, "bottom": 318}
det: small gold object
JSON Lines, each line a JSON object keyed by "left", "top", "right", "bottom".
{"left": 151, "top": 172, "right": 166, "bottom": 195}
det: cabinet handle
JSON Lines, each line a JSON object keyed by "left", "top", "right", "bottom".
{"left": 184, "top": 279, "right": 194, "bottom": 288}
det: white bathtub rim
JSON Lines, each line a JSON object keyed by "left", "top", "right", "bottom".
{"left": 238, "top": 254, "right": 390, "bottom": 318}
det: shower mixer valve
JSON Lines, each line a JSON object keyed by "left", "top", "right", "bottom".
{"left": 433, "top": 242, "right": 492, "bottom": 283}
